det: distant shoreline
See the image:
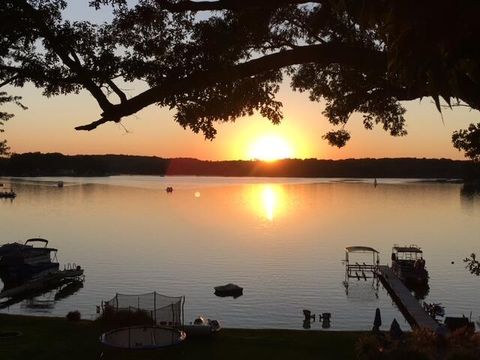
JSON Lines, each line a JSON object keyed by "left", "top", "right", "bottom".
{"left": 0, "top": 152, "right": 478, "bottom": 180}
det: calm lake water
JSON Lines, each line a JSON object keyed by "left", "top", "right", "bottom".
{"left": 0, "top": 176, "right": 479, "bottom": 330}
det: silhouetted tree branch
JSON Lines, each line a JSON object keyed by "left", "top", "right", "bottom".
{"left": 2, "top": 0, "right": 480, "bottom": 153}
{"left": 453, "top": 124, "right": 480, "bottom": 162}
{"left": 0, "top": 91, "right": 26, "bottom": 156}
{"left": 75, "top": 43, "right": 389, "bottom": 130}
{"left": 16, "top": 0, "right": 115, "bottom": 112}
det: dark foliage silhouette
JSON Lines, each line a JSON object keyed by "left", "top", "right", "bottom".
{"left": 453, "top": 124, "right": 480, "bottom": 162}
{"left": 66, "top": 310, "right": 81, "bottom": 322}
{"left": 0, "top": 92, "right": 26, "bottom": 156}
{"left": 464, "top": 254, "right": 480, "bottom": 276}
{"left": 1, "top": 1, "right": 480, "bottom": 156}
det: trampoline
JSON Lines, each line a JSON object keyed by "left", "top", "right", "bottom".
{"left": 99, "top": 292, "right": 186, "bottom": 350}
{"left": 100, "top": 326, "right": 186, "bottom": 349}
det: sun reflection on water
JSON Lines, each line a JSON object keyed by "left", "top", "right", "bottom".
{"left": 262, "top": 186, "right": 277, "bottom": 221}
{"left": 248, "top": 184, "right": 285, "bottom": 221}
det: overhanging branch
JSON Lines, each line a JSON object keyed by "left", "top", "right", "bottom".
{"left": 0, "top": 76, "right": 18, "bottom": 88}
{"left": 76, "top": 43, "right": 387, "bottom": 131}
{"left": 17, "top": 0, "right": 114, "bottom": 113}
{"left": 106, "top": 79, "right": 128, "bottom": 103}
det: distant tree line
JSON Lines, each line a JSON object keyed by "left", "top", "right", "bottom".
{"left": 0, "top": 153, "right": 168, "bottom": 176}
{"left": 0, "top": 153, "right": 478, "bottom": 180}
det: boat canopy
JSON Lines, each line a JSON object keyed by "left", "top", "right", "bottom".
{"left": 345, "top": 246, "right": 379, "bottom": 253}
{"left": 24, "top": 238, "right": 57, "bottom": 252}
{"left": 392, "top": 245, "right": 423, "bottom": 253}
{"left": 25, "top": 238, "right": 49, "bottom": 247}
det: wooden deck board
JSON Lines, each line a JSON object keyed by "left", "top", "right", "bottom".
{"left": 377, "top": 265, "right": 438, "bottom": 331}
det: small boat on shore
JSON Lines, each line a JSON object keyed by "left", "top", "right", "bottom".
{"left": 444, "top": 316, "right": 475, "bottom": 332}
{"left": 183, "top": 316, "right": 221, "bottom": 336}
{"left": 214, "top": 283, "right": 243, "bottom": 298}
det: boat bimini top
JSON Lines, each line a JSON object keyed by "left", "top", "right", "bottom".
{"left": 345, "top": 246, "right": 379, "bottom": 254}
{"left": 392, "top": 244, "right": 423, "bottom": 253}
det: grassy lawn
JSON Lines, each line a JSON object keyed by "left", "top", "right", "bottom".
{"left": 0, "top": 314, "right": 361, "bottom": 360}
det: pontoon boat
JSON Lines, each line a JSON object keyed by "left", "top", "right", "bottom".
{"left": 0, "top": 238, "right": 59, "bottom": 274}
{"left": 391, "top": 245, "right": 429, "bottom": 285}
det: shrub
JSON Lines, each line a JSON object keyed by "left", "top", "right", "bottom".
{"left": 447, "top": 349, "right": 479, "bottom": 360}
{"left": 97, "top": 307, "right": 153, "bottom": 329}
{"left": 66, "top": 310, "right": 81, "bottom": 322}
{"left": 355, "top": 335, "right": 384, "bottom": 360}
{"left": 388, "top": 348, "right": 429, "bottom": 360}
{"left": 410, "top": 327, "right": 437, "bottom": 354}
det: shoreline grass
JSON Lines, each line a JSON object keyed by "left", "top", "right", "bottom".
{"left": 0, "top": 313, "right": 362, "bottom": 360}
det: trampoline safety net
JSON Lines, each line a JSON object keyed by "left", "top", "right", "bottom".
{"left": 103, "top": 292, "right": 185, "bottom": 327}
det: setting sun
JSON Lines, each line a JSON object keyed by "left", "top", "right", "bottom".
{"left": 248, "top": 135, "right": 294, "bottom": 161}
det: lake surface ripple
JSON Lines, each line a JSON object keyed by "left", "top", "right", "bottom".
{"left": 0, "top": 176, "right": 478, "bottom": 330}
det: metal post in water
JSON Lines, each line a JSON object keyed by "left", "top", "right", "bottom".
{"left": 154, "top": 292, "right": 156, "bottom": 324}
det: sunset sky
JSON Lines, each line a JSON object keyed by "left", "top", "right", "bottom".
{"left": 2, "top": 1, "right": 479, "bottom": 161}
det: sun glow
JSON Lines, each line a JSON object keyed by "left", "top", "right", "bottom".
{"left": 248, "top": 135, "right": 294, "bottom": 161}
{"left": 247, "top": 184, "right": 286, "bottom": 221}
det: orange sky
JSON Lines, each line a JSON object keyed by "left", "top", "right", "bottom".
{"left": 2, "top": 80, "right": 477, "bottom": 161}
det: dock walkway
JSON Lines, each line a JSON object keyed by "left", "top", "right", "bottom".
{"left": 377, "top": 265, "right": 438, "bottom": 331}
{"left": 0, "top": 268, "right": 84, "bottom": 300}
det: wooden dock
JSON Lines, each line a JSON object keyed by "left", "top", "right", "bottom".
{"left": 0, "top": 268, "right": 84, "bottom": 300}
{"left": 377, "top": 265, "right": 438, "bottom": 331}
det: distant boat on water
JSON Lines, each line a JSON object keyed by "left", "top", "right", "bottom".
{"left": 0, "top": 189, "right": 16, "bottom": 199}
{"left": 214, "top": 283, "right": 243, "bottom": 298}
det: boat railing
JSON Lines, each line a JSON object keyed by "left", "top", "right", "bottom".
{"left": 346, "top": 263, "right": 378, "bottom": 279}
{"left": 64, "top": 263, "right": 78, "bottom": 270}
{"left": 344, "top": 246, "right": 380, "bottom": 280}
